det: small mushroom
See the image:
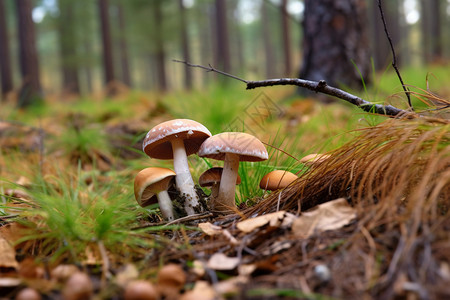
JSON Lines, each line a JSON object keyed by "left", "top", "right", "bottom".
{"left": 143, "top": 119, "right": 211, "bottom": 215}
{"left": 15, "top": 288, "right": 41, "bottom": 300}
{"left": 198, "top": 132, "right": 268, "bottom": 213}
{"left": 259, "top": 170, "right": 298, "bottom": 191}
{"left": 124, "top": 280, "right": 159, "bottom": 300}
{"left": 134, "top": 167, "right": 176, "bottom": 221}
{"left": 199, "top": 167, "right": 241, "bottom": 201}
{"left": 300, "top": 153, "right": 330, "bottom": 167}
{"left": 157, "top": 264, "right": 186, "bottom": 299}
{"left": 62, "top": 272, "right": 93, "bottom": 300}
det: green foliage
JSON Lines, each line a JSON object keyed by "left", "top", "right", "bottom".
{"left": 5, "top": 169, "right": 157, "bottom": 262}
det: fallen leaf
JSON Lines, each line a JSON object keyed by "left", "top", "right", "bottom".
{"left": 216, "top": 275, "right": 248, "bottom": 295}
{"left": 237, "top": 211, "right": 296, "bottom": 233}
{"left": 180, "top": 281, "right": 217, "bottom": 300}
{"left": 0, "top": 237, "right": 19, "bottom": 270}
{"left": 114, "top": 264, "right": 139, "bottom": 288}
{"left": 292, "top": 198, "right": 356, "bottom": 238}
{"left": 206, "top": 253, "right": 240, "bottom": 271}
{"left": 198, "top": 222, "right": 222, "bottom": 236}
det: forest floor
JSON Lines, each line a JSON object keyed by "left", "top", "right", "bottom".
{"left": 0, "top": 65, "right": 449, "bottom": 299}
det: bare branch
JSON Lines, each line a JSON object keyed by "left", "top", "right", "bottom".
{"left": 174, "top": 60, "right": 415, "bottom": 118}
{"left": 378, "top": 0, "right": 413, "bottom": 110}
{"left": 173, "top": 60, "right": 248, "bottom": 83}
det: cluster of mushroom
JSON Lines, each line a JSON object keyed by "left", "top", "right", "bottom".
{"left": 134, "top": 119, "right": 272, "bottom": 220}
{"left": 133, "top": 119, "right": 309, "bottom": 221}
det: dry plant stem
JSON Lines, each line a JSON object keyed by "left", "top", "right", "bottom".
{"left": 170, "top": 138, "right": 198, "bottom": 215}
{"left": 157, "top": 190, "right": 175, "bottom": 221}
{"left": 174, "top": 60, "right": 413, "bottom": 118}
{"left": 216, "top": 153, "right": 240, "bottom": 212}
{"left": 378, "top": 0, "right": 412, "bottom": 110}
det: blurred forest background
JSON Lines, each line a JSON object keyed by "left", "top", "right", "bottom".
{"left": 0, "top": 0, "right": 449, "bottom": 107}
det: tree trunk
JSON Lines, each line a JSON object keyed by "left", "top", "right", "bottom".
{"left": 98, "top": 0, "right": 116, "bottom": 95}
{"left": 0, "top": 0, "right": 13, "bottom": 100}
{"left": 298, "top": 0, "right": 371, "bottom": 101}
{"left": 58, "top": 0, "right": 80, "bottom": 96}
{"left": 261, "top": 1, "right": 276, "bottom": 78}
{"left": 280, "top": 0, "right": 292, "bottom": 76}
{"left": 179, "top": 0, "right": 192, "bottom": 90}
{"left": 117, "top": 2, "right": 131, "bottom": 87}
{"left": 370, "top": 0, "right": 402, "bottom": 70}
{"left": 153, "top": 0, "right": 167, "bottom": 91}
{"left": 214, "top": 0, "right": 231, "bottom": 73}
{"left": 16, "top": 0, "right": 42, "bottom": 107}
{"left": 421, "top": 0, "right": 442, "bottom": 63}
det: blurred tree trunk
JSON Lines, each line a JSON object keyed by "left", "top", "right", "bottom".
{"left": 298, "top": 0, "right": 371, "bottom": 101}
{"left": 153, "top": 0, "right": 167, "bottom": 91}
{"left": 370, "top": 0, "right": 402, "bottom": 70}
{"left": 16, "top": 0, "right": 42, "bottom": 107}
{"left": 117, "top": 2, "right": 131, "bottom": 87}
{"left": 214, "top": 0, "right": 231, "bottom": 73}
{"left": 58, "top": 0, "right": 80, "bottom": 96}
{"left": 280, "top": 0, "right": 292, "bottom": 76}
{"left": 420, "top": 0, "right": 442, "bottom": 63}
{"left": 179, "top": 0, "right": 192, "bottom": 90}
{"left": 0, "top": 0, "right": 13, "bottom": 100}
{"left": 98, "top": 0, "right": 116, "bottom": 95}
{"left": 261, "top": 1, "right": 276, "bottom": 78}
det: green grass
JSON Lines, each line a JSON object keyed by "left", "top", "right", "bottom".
{"left": 0, "top": 167, "right": 159, "bottom": 263}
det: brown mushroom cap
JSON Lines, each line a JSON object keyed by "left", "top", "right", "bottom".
{"left": 143, "top": 119, "right": 211, "bottom": 159}
{"left": 300, "top": 153, "right": 330, "bottom": 166}
{"left": 198, "top": 132, "right": 268, "bottom": 162}
{"left": 198, "top": 167, "right": 241, "bottom": 187}
{"left": 157, "top": 264, "right": 186, "bottom": 298}
{"left": 134, "top": 167, "right": 176, "bottom": 207}
{"left": 124, "top": 280, "right": 159, "bottom": 300}
{"left": 259, "top": 170, "right": 298, "bottom": 190}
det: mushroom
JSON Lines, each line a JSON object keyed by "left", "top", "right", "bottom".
{"left": 134, "top": 167, "right": 176, "bottom": 221}
{"left": 124, "top": 280, "right": 159, "bottom": 300}
{"left": 157, "top": 264, "right": 186, "bottom": 299}
{"left": 300, "top": 153, "right": 330, "bottom": 167}
{"left": 199, "top": 167, "right": 241, "bottom": 199}
{"left": 198, "top": 132, "right": 268, "bottom": 213}
{"left": 259, "top": 170, "right": 298, "bottom": 191}
{"left": 143, "top": 119, "right": 211, "bottom": 215}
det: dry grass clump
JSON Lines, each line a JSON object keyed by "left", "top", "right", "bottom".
{"left": 243, "top": 116, "right": 449, "bottom": 298}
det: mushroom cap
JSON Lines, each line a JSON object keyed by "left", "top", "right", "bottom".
{"left": 134, "top": 167, "right": 176, "bottom": 207}
{"left": 259, "top": 170, "right": 298, "bottom": 190}
{"left": 124, "top": 280, "right": 159, "bottom": 300}
{"left": 300, "top": 153, "right": 330, "bottom": 166}
{"left": 143, "top": 119, "right": 211, "bottom": 159}
{"left": 198, "top": 132, "right": 268, "bottom": 162}
{"left": 157, "top": 264, "right": 186, "bottom": 292}
{"left": 198, "top": 167, "right": 241, "bottom": 187}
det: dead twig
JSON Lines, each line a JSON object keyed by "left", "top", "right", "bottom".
{"left": 378, "top": 0, "right": 412, "bottom": 110}
{"left": 174, "top": 60, "right": 414, "bottom": 118}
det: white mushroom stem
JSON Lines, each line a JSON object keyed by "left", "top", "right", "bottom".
{"left": 170, "top": 138, "right": 199, "bottom": 215}
{"left": 157, "top": 190, "right": 175, "bottom": 221}
{"left": 216, "top": 153, "right": 240, "bottom": 212}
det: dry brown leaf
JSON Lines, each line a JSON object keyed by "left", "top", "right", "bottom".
{"left": 215, "top": 275, "right": 248, "bottom": 295}
{"left": 198, "top": 222, "right": 223, "bottom": 236}
{"left": 206, "top": 253, "right": 240, "bottom": 271}
{"left": 236, "top": 211, "right": 296, "bottom": 233}
{"left": 0, "top": 236, "right": 19, "bottom": 270}
{"left": 292, "top": 198, "right": 356, "bottom": 238}
{"left": 180, "top": 281, "right": 218, "bottom": 300}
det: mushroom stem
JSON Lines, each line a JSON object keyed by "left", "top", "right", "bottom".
{"left": 211, "top": 183, "right": 220, "bottom": 198}
{"left": 157, "top": 190, "right": 175, "bottom": 221}
{"left": 216, "top": 153, "right": 240, "bottom": 212}
{"left": 171, "top": 138, "right": 199, "bottom": 215}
